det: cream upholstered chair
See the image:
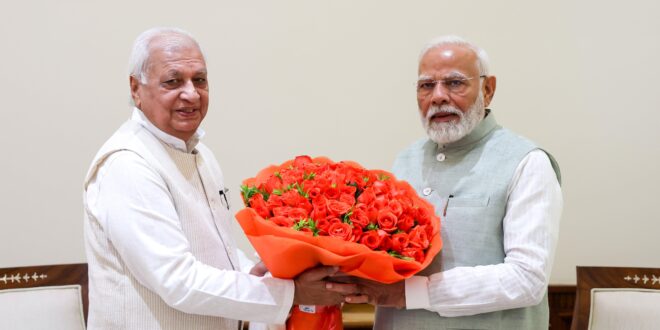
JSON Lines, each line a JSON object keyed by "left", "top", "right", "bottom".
{"left": 571, "top": 266, "right": 660, "bottom": 330}
{"left": 0, "top": 263, "right": 87, "bottom": 330}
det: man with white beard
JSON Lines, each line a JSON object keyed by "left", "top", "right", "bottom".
{"left": 338, "top": 36, "right": 563, "bottom": 329}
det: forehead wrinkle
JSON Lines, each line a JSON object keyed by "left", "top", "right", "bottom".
{"left": 165, "top": 69, "right": 181, "bottom": 77}
{"left": 157, "top": 58, "right": 206, "bottom": 77}
{"left": 444, "top": 71, "right": 469, "bottom": 79}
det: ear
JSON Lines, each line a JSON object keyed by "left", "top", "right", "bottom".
{"left": 482, "top": 76, "right": 497, "bottom": 107}
{"left": 130, "top": 76, "right": 142, "bottom": 108}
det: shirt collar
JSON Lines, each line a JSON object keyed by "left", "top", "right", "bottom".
{"left": 131, "top": 107, "right": 205, "bottom": 153}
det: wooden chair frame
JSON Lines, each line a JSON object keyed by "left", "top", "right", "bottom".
{"left": 571, "top": 266, "right": 660, "bottom": 330}
{"left": 0, "top": 263, "right": 88, "bottom": 324}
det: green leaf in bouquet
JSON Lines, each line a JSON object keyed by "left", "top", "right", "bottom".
{"left": 342, "top": 209, "right": 354, "bottom": 224}
{"left": 293, "top": 218, "right": 319, "bottom": 236}
{"left": 388, "top": 250, "right": 414, "bottom": 261}
{"left": 303, "top": 172, "right": 316, "bottom": 180}
{"left": 260, "top": 189, "right": 270, "bottom": 201}
{"left": 240, "top": 185, "right": 259, "bottom": 205}
{"left": 347, "top": 181, "right": 363, "bottom": 199}
{"left": 366, "top": 223, "right": 379, "bottom": 231}
{"left": 293, "top": 182, "right": 308, "bottom": 198}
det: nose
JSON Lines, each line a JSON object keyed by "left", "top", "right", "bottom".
{"left": 430, "top": 82, "right": 450, "bottom": 106}
{"left": 179, "top": 80, "right": 200, "bottom": 102}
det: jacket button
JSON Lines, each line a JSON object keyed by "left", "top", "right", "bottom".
{"left": 422, "top": 187, "right": 432, "bottom": 196}
{"left": 436, "top": 153, "right": 446, "bottom": 162}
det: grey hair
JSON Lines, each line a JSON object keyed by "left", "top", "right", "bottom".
{"left": 128, "top": 27, "right": 205, "bottom": 84}
{"left": 419, "top": 35, "right": 490, "bottom": 76}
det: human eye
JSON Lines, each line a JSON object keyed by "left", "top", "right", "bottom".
{"left": 444, "top": 79, "right": 466, "bottom": 88}
{"left": 162, "top": 78, "right": 180, "bottom": 88}
{"left": 417, "top": 81, "right": 436, "bottom": 91}
{"left": 193, "top": 77, "right": 208, "bottom": 86}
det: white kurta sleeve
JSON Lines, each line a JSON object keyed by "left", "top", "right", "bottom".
{"left": 405, "top": 150, "right": 562, "bottom": 316}
{"left": 86, "top": 151, "right": 294, "bottom": 324}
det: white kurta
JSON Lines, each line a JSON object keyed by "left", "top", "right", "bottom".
{"left": 83, "top": 109, "right": 294, "bottom": 329}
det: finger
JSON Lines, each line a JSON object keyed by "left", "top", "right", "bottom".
{"left": 344, "top": 294, "right": 369, "bottom": 304}
{"left": 325, "top": 282, "right": 358, "bottom": 295}
{"left": 327, "top": 275, "right": 356, "bottom": 283}
{"left": 249, "top": 262, "right": 269, "bottom": 276}
{"left": 299, "top": 266, "right": 338, "bottom": 282}
{"left": 320, "top": 293, "right": 347, "bottom": 306}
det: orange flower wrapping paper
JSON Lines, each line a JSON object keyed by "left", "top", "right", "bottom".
{"left": 235, "top": 156, "right": 442, "bottom": 284}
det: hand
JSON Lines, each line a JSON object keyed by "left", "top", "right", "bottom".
{"left": 293, "top": 266, "right": 359, "bottom": 306}
{"left": 343, "top": 278, "right": 406, "bottom": 309}
{"left": 249, "top": 261, "right": 269, "bottom": 277}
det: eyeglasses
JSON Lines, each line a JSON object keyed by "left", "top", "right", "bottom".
{"left": 416, "top": 75, "right": 486, "bottom": 96}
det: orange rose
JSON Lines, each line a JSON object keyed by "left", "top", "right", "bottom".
{"left": 379, "top": 233, "right": 393, "bottom": 251}
{"left": 408, "top": 226, "right": 429, "bottom": 250}
{"left": 372, "top": 180, "right": 390, "bottom": 196}
{"left": 360, "top": 230, "right": 381, "bottom": 250}
{"left": 288, "top": 207, "right": 309, "bottom": 220}
{"left": 327, "top": 200, "right": 351, "bottom": 217}
{"left": 270, "top": 216, "right": 294, "bottom": 228}
{"left": 293, "top": 155, "right": 313, "bottom": 168}
{"left": 272, "top": 206, "right": 292, "bottom": 217}
{"left": 350, "top": 226, "right": 363, "bottom": 243}
{"left": 397, "top": 214, "right": 415, "bottom": 232}
{"left": 349, "top": 208, "right": 370, "bottom": 229}
{"left": 324, "top": 186, "right": 340, "bottom": 200}
{"left": 282, "top": 190, "right": 303, "bottom": 207}
{"left": 388, "top": 199, "right": 403, "bottom": 217}
{"left": 339, "top": 193, "right": 356, "bottom": 206}
{"left": 328, "top": 222, "right": 352, "bottom": 241}
{"left": 391, "top": 233, "right": 409, "bottom": 252}
{"left": 377, "top": 209, "right": 398, "bottom": 232}
{"left": 402, "top": 247, "right": 425, "bottom": 263}
{"left": 266, "top": 194, "right": 284, "bottom": 208}
{"left": 357, "top": 189, "right": 376, "bottom": 205}
{"left": 249, "top": 194, "right": 270, "bottom": 219}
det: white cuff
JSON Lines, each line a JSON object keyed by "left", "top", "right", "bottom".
{"left": 405, "top": 275, "right": 430, "bottom": 309}
{"left": 273, "top": 279, "right": 295, "bottom": 324}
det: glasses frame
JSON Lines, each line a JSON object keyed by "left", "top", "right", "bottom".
{"left": 416, "top": 75, "right": 487, "bottom": 96}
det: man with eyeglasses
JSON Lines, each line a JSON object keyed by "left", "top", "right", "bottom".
{"left": 338, "top": 36, "right": 563, "bottom": 329}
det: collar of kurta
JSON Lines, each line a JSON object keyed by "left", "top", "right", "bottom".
{"left": 131, "top": 107, "right": 205, "bottom": 153}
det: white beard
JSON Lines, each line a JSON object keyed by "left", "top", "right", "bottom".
{"left": 421, "top": 92, "right": 485, "bottom": 145}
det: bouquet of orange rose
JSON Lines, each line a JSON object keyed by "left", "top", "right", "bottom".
{"left": 236, "top": 155, "right": 442, "bottom": 329}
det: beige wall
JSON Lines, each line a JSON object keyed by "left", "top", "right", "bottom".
{"left": 1, "top": 0, "right": 658, "bottom": 284}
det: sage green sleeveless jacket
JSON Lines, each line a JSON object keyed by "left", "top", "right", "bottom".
{"left": 375, "top": 113, "right": 560, "bottom": 330}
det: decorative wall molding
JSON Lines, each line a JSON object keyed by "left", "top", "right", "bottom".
{"left": 0, "top": 272, "right": 48, "bottom": 285}
{"left": 623, "top": 274, "right": 660, "bottom": 285}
